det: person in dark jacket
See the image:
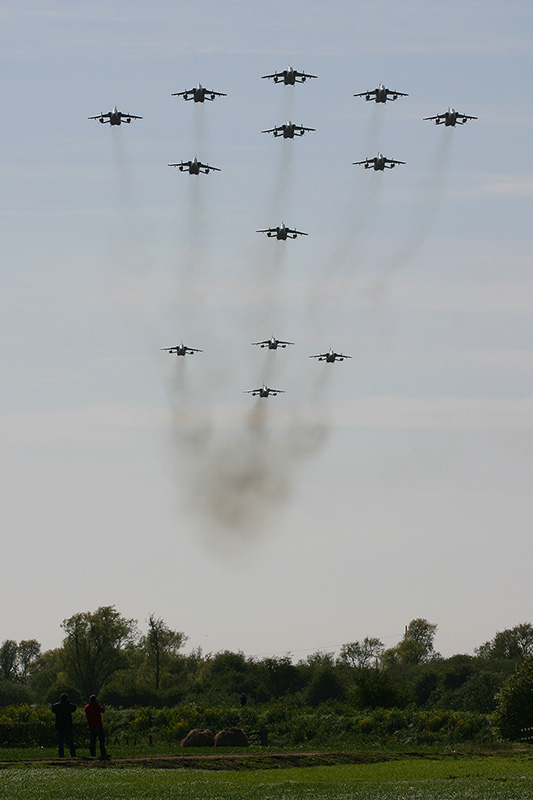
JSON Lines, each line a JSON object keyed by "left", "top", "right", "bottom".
{"left": 84, "top": 694, "right": 108, "bottom": 758}
{"left": 51, "top": 693, "right": 76, "bottom": 757}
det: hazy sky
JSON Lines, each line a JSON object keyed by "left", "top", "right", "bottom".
{"left": 1, "top": 0, "right": 532, "bottom": 662}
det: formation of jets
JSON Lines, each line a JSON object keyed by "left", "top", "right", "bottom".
{"left": 261, "top": 66, "right": 317, "bottom": 85}
{"left": 354, "top": 84, "right": 408, "bottom": 103}
{"left": 256, "top": 223, "right": 308, "bottom": 240}
{"left": 88, "top": 107, "right": 142, "bottom": 125}
{"left": 424, "top": 108, "right": 478, "bottom": 126}
{"left": 262, "top": 121, "right": 315, "bottom": 139}
{"left": 171, "top": 83, "right": 226, "bottom": 103}
{"left": 168, "top": 157, "right": 220, "bottom": 175}
{"left": 89, "top": 72, "right": 477, "bottom": 399}
{"left": 353, "top": 153, "right": 406, "bottom": 171}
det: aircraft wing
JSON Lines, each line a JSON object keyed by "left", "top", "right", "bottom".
{"left": 88, "top": 113, "right": 110, "bottom": 119}
{"left": 256, "top": 228, "right": 274, "bottom": 233}
{"left": 353, "top": 90, "right": 375, "bottom": 98}
{"left": 277, "top": 340, "right": 294, "bottom": 346}
{"left": 458, "top": 113, "right": 477, "bottom": 120}
{"left": 161, "top": 347, "right": 178, "bottom": 352}
{"left": 171, "top": 89, "right": 194, "bottom": 97}
{"left": 387, "top": 158, "right": 406, "bottom": 165}
{"left": 309, "top": 353, "right": 327, "bottom": 359}
{"left": 352, "top": 159, "right": 372, "bottom": 166}
{"left": 296, "top": 125, "right": 316, "bottom": 132}
{"left": 124, "top": 114, "right": 143, "bottom": 119}
{"left": 261, "top": 126, "right": 280, "bottom": 134}
{"left": 336, "top": 353, "right": 352, "bottom": 359}
{"left": 294, "top": 70, "right": 317, "bottom": 79}
{"left": 168, "top": 162, "right": 188, "bottom": 168}
{"left": 268, "top": 389, "right": 285, "bottom": 395}
{"left": 389, "top": 90, "right": 408, "bottom": 97}
{"left": 288, "top": 228, "right": 308, "bottom": 236}
{"left": 261, "top": 72, "right": 280, "bottom": 80}
{"left": 423, "top": 115, "right": 441, "bottom": 121}
{"left": 207, "top": 90, "right": 227, "bottom": 97}
{"left": 200, "top": 163, "right": 221, "bottom": 172}
{"left": 185, "top": 347, "right": 203, "bottom": 353}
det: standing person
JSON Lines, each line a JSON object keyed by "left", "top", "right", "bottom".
{"left": 51, "top": 693, "right": 77, "bottom": 757}
{"left": 84, "top": 694, "right": 108, "bottom": 759}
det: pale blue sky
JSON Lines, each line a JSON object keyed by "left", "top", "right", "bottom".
{"left": 1, "top": 1, "right": 532, "bottom": 660}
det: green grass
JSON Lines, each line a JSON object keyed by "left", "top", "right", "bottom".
{"left": 1, "top": 757, "right": 533, "bottom": 800}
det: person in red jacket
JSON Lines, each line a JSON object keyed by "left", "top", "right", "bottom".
{"left": 84, "top": 695, "right": 108, "bottom": 758}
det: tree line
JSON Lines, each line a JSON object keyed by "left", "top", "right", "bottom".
{"left": 1, "top": 608, "right": 532, "bottom": 739}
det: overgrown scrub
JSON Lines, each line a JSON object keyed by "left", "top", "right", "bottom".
{"left": 0, "top": 702, "right": 495, "bottom": 750}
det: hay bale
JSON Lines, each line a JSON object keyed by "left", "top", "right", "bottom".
{"left": 214, "top": 727, "right": 249, "bottom": 747}
{"left": 181, "top": 728, "right": 215, "bottom": 747}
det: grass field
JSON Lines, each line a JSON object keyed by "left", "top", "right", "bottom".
{"left": 1, "top": 756, "right": 533, "bottom": 800}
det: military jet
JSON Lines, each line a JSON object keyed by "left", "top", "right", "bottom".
{"left": 161, "top": 343, "right": 203, "bottom": 356}
{"left": 88, "top": 107, "right": 143, "bottom": 125}
{"left": 424, "top": 108, "right": 477, "bottom": 126}
{"left": 310, "top": 348, "right": 352, "bottom": 363}
{"left": 353, "top": 84, "right": 408, "bottom": 103}
{"left": 252, "top": 336, "right": 294, "bottom": 350}
{"left": 244, "top": 384, "right": 285, "bottom": 397}
{"left": 353, "top": 153, "right": 405, "bottom": 171}
{"left": 171, "top": 84, "right": 226, "bottom": 103}
{"left": 256, "top": 223, "right": 308, "bottom": 240}
{"left": 262, "top": 120, "right": 315, "bottom": 139}
{"left": 261, "top": 66, "right": 317, "bottom": 85}
{"left": 168, "top": 157, "right": 220, "bottom": 175}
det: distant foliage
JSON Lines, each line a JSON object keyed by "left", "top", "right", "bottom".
{"left": 493, "top": 654, "right": 533, "bottom": 740}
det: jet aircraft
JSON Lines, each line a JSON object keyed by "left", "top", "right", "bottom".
{"left": 244, "top": 384, "right": 285, "bottom": 397}
{"left": 161, "top": 343, "right": 203, "bottom": 356}
{"left": 171, "top": 84, "right": 226, "bottom": 103}
{"left": 310, "top": 348, "right": 352, "bottom": 363}
{"left": 424, "top": 108, "right": 477, "bottom": 126}
{"left": 256, "top": 223, "right": 308, "bottom": 240}
{"left": 261, "top": 66, "right": 317, "bottom": 85}
{"left": 353, "top": 84, "right": 408, "bottom": 103}
{"left": 168, "top": 157, "right": 220, "bottom": 175}
{"left": 88, "top": 107, "right": 142, "bottom": 125}
{"left": 252, "top": 336, "right": 294, "bottom": 350}
{"left": 353, "top": 153, "right": 405, "bottom": 171}
{"left": 261, "top": 121, "right": 315, "bottom": 138}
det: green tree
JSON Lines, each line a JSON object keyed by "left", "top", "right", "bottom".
{"left": 60, "top": 606, "right": 138, "bottom": 698}
{"left": 477, "top": 623, "right": 533, "bottom": 660}
{"left": 140, "top": 614, "right": 187, "bottom": 691}
{"left": 404, "top": 618, "right": 438, "bottom": 656}
{"left": 0, "top": 640, "right": 18, "bottom": 680}
{"left": 338, "top": 638, "right": 384, "bottom": 669}
{"left": 17, "top": 640, "right": 41, "bottom": 682}
{"left": 493, "top": 654, "right": 533, "bottom": 739}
